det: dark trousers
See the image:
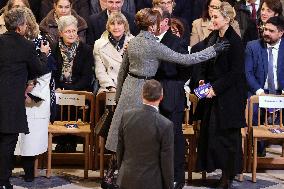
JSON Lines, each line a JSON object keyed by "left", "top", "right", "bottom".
{"left": 21, "top": 156, "right": 35, "bottom": 178}
{"left": 0, "top": 133, "right": 18, "bottom": 186}
{"left": 164, "top": 111, "right": 185, "bottom": 183}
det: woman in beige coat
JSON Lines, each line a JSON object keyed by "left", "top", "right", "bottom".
{"left": 190, "top": 0, "right": 241, "bottom": 46}
{"left": 94, "top": 13, "right": 134, "bottom": 94}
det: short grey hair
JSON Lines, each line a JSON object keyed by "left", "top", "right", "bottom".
{"left": 57, "top": 15, "right": 78, "bottom": 32}
{"left": 4, "top": 7, "right": 26, "bottom": 32}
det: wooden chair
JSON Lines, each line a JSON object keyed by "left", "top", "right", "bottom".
{"left": 183, "top": 93, "right": 199, "bottom": 182}
{"left": 45, "top": 90, "right": 95, "bottom": 179}
{"left": 248, "top": 95, "right": 284, "bottom": 182}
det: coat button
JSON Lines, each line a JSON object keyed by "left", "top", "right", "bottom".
{"left": 110, "top": 66, "right": 113, "bottom": 70}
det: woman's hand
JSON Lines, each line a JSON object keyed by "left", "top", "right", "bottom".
{"left": 199, "top": 80, "right": 205, "bottom": 86}
{"left": 206, "top": 87, "right": 216, "bottom": 98}
{"left": 40, "top": 40, "right": 51, "bottom": 56}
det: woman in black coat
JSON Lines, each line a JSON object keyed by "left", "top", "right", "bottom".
{"left": 195, "top": 2, "right": 247, "bottom": 188}
{"left": 52, "top": 15, "right": 93, "bottom": 92}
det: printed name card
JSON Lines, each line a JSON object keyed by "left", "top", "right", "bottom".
{"left": 259, "top": 96, "right": 284, "bottom": 109}
{"left": 56, "top": 93, "right": 85, "bottom": 106}
{"left": 106, "top": 92, "right": 116, "bottom": 105}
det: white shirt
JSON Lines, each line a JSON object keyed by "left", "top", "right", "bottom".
{"left": 156, "top": 31, "right": 167, "bottom": 42}
{"left": 246, "top": 0, "right": 260, "bottom": 14}
{"left": 256, "top": 39, "right": 282, "bottom": 95}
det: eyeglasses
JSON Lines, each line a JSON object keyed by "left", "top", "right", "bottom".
{"left": 208, "top": 5, "right": 220, "bottom": 9}
{"left": 63, "top": 29, "right": 77, "bottom": 35}
{"left": 159, "top": 1, "right": 173, "bottom": 6}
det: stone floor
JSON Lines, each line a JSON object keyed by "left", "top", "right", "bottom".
{"left": 10, "top": 168, "right": 284, "bottom": 189}
{"left": 11, "top": 145, "right": 284, "bottom": 189}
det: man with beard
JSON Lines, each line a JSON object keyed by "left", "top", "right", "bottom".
{"left": 246, "top": 15, "right": 284, "bottom": 99}
{"left": 245, "top": 16, "right": 284, "bottom": 156}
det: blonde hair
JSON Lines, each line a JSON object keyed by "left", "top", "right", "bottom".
{"left": 106, "top": 12, "right": 130, "bottom": 34}
{"left": 23, "top": 7, "right": 39, "bottom": 40}
{"left": 219, "top": 1, "right": 236, "bottom": 25}
{"left": 57, "top": 15, "right": 78, "bottom": 32}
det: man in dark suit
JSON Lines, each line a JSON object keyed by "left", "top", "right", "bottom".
{"left": 154, "top": 6, "right": 189, "bottom": 189}
{"left": 245, "top": 16, "right": 284, "bottom": 155}
{"left": 0, "top": 8, "right": 49, "bottom": 189}
{"left": 87, "top": 0, "right": 137, "bottom": 45}
{"left": 117, "top": 79, "right": 174, "bottom": 189}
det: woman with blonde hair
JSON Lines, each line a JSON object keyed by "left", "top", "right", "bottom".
{"left": 190, "top": 0, "right": 241, "bottom": 46}
{"left": 94, "top": 12, "right": 134, "bottom": 94}
{"left": 195, "top": 2, "right": 247, "bottom": 188}
{"left": 14, "top": 6, "right": 54, "bottom": 182}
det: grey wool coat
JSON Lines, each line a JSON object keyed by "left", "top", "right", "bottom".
{"left": 105, "top": 30, "right": 216, "bottom": 152}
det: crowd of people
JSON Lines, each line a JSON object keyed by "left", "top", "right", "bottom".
{"left": 0, "top": 0, "right": 284, "bottom": 189}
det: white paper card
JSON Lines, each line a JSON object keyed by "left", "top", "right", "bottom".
{"left": 259, "top": 96, "right": 284, "bottom": 108}
{"left": 106, "top": 92, "right": 116, "bottom": 105}
{"left": 56, "top": 93, "right": 85, "bottom": 106}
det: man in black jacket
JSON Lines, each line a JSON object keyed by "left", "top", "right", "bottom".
{"left": 154, "top": 6, "right": 189, "bottom": 189}
{"left": 87, "top": 0, "right": 137, "bottom": 45}
{"left": 0, "top": 8, "right": 49, "bottom": 189}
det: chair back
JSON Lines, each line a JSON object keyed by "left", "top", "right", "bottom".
{"left": 249, "top": 95, "right": 284, "bottom": 129}
{"left": 55, "top": 90, "right": 95, "bottom": 127}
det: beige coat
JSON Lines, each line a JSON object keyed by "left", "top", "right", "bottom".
{"left": 0, "top": 14, "right": 7, "bottom": 34}
{"left": 93, "top": 31, "right": 134, "bottom": 93}
{"left": 190, "top": 18, "right": 241, "bottom": 46}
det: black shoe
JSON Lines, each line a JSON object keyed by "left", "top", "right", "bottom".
{"left": 217, "top": 179, "right": 233, "bottom": 189}
{"left": 0, "top": 183, "right": 13, "bottom": 189}
{"left": 173, "top": 181, "right": 184, "bottom": 189}
{"left": 24, "top": 175, "right": 34, "bottom": 182}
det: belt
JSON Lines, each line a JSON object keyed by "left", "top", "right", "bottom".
{"left": 128, "top": 72, "right": 154, "bottom": 80}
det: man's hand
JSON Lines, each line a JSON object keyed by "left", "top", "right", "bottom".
{"left": 206, "top": 87, "right": 216, "bottom": 98}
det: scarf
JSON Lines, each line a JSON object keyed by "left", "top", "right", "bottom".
{"left": 108, "top": 32, "right": 125, "bottom": 51}
{"left": 59, "top": 38, "right": 79, "bottom": 83}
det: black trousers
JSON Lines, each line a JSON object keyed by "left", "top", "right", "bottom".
{"left": 163, "top": 111, "right": 185, "bottom": 183}
{"left": 0, "top": 133, "right": 18, "bottom": 186}
{"left": 21, "top": 156, "right": 35, "bottom": 178}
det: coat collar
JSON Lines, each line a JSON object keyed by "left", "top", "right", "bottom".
{"left": 40, "top": 9, "right": 87, "bottom": 32}
{"left": 142, "top": 104, "right": 159, "bottom": 113}
{"left": 98, "top": 31, "right": 133, "bottom": 62}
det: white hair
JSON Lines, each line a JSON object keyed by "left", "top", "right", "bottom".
{"left": 57, "top": 15, "right": 78, "bottom": 32}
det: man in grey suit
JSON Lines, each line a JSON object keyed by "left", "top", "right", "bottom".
{"left": 116, "top": 79, "right": 174, "bottom": 189}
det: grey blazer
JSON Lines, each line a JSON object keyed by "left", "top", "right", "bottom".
{"left": 105, "top": 30, "right": 216, "bottom": 152}
{"left": 117, "top": 105, "right": 174, "bottom": 189}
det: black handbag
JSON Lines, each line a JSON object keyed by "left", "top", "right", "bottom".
{"left": 101, "top": 155, "right": 119, "bottom": 189}
{"left": 95, "top": 106, "right": 114, "bottom": 139}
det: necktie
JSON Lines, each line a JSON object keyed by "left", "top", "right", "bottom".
{"left": 267, "top": 47, "right": 276, "bottom": 94}
{"left": 251, "top": 3, "right": 257, "bottom": 20}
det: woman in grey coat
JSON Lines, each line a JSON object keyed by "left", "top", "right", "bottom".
{"left": 105, "top": 8, "right": 228, "bottom": 152}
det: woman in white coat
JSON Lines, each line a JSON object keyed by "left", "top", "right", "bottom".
{"left": 14, "top": 7, "right": 52, "bottom": 182}
{"left": 94, "top": 12, "right": 134, "bottom": 94}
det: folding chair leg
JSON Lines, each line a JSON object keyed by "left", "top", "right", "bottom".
{"left": 252, "top": 137, "right": 257, "bottom": 183}
{"left": 46, "top": 133, "right": 52, "bottom": 178}
{"left": 84, "top": 134, "right": 89, "bottom": 179}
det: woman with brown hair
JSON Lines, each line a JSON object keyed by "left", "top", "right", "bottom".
{"left": 195, "top": 2, "right": 247, "bottom": 188}
{"left": 39, "top": 0, "right": 87, "bottom": 46}
{"left": 105, "top": 8, "right": 229, "bottom": 153}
